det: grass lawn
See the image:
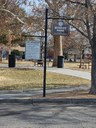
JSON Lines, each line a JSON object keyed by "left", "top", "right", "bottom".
{"left": 0, "top": 68, "right": 90, "bottom": 90}
{"left": 64, "top": 62, "right": 91, "bottom": 72}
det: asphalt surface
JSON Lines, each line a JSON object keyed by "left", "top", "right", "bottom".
{"left": 0, "top": 103, "right": 96, "bottom": 128}
{"left": 0, "top": 64, "right": 96, "bottom": 128}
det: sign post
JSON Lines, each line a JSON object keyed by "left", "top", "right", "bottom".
{"left": 43, "top": 8, "right": 48, "bottom": 97}
{"left": 43, "top": 9, "right": 70, "bottom": 97}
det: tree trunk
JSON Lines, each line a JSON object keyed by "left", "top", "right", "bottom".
{"left": 0, "top": 50, "right": 2, "bottom": 62}
{"left": 74, "top": 54, "right": 76, "bottom": 62}
{"left": 89, "top": 43, "right": 96, "bottom": 94}
{"left": 6, "top": 30, "right": 12, "bottom": 55}
{"left": 53, "top": 36, "right": 63, "bottom": 66}
{"left": 79, "top": 50, "right": 82, "bottom": 68}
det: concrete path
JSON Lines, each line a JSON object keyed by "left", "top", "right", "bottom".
{"left": 46, "top": 67, "right": 91, "bottom": 80}
{"left": 0, "top": 85, "right": 90, "bottom": 100}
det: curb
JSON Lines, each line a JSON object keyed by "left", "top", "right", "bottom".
{"left": 0, "top": 98, "right": 96, "bottom": 104}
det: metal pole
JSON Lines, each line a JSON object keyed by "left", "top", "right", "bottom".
{"left": 43, "top": 8, "right": 48, "bottom": 97}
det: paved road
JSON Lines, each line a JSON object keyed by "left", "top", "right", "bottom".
{"left": 0, "top": 103, "right": 96, "bottom": 128}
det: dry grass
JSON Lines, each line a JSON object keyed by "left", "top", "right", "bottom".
{"left": 64, "top": 62, "right": 91, "bottom": 72}
{"left": 0, "top": 68, "right": 90, "bottom": 90}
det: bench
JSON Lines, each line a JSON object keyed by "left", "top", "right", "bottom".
{"left": 33, "top": 59, "right": 43, "bottom": 66}
{"left": 78, "top": 63, "right": 87, "bottom": 69}
{"left": 32, "top": 59, "right": 53, "bottom": 67}
{"left": 37, "top": 60, "right": 43, "bottom": 66}
{"left": 78, "top": 59, "right": 92, "bottom": 69}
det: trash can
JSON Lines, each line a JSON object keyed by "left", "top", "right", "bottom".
{"left": 57, "top": 56, "right": 64, "bottom": 68}
{"left": 22, "top": 52, "right": 25, "bottom": 59}
{"left": 8, "top": 54, "right": 16, "bottom": 67}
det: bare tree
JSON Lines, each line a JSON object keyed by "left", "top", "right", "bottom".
{"left": 60, "top": 0, "right": 96, "bottom": 94}
{"left": 0, "top": 0, "right": 26, "bottom": 55}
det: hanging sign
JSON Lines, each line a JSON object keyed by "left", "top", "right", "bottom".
{"left": 51, "top": 20, "right": 70, "bottom": 36}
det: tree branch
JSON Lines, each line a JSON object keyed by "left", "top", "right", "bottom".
{"left": 63, "top": 0, "right": 85, "bottom": 6}
{"left": 0, "top": 8, "right": 25, "bottom": 25}
{"left": 2, "top": 0, "right": 8, "bottom": 7}
{"left": 69, "top": 22, "right": 88, "bottom": 39}
{"left": 45, "top": 0, "right": 52, "bottom": 7}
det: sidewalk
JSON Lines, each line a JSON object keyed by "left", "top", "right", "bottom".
{"left": 46, "top": 67, "right": 91, "bottom": 80}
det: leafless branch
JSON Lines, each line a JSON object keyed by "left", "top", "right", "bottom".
{"left": 0, "top": 8, "right": 25, "bottom": 25}
{"left": 68, "top": 22, "right": 88, "bottom": 39}
{"left": 63, "top": 0, "right": 85, "bottom": 6}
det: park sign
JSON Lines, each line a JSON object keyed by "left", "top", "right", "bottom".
{"left": 51, "top": 20, "right": 70, "bottom": 36}
{"left": 25, "top": 40, "right": 40, "bottom": 60}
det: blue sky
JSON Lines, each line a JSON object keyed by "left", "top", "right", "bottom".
{"left": 21, "top": 0, "right": 42, "bottom": 15}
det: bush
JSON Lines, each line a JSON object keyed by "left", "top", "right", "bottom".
{"left": 11, "top": 49, "right": 20, "bottom": 56}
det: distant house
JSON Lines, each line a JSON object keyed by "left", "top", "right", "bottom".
{"left": 84, "top": 48, "right": 92, "bottom": 60}
{"left": 65, "top": 48, "right": 80, "bottom": 62}
{"left": 65, "top": 47, "right": 92, "bottom": 62}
